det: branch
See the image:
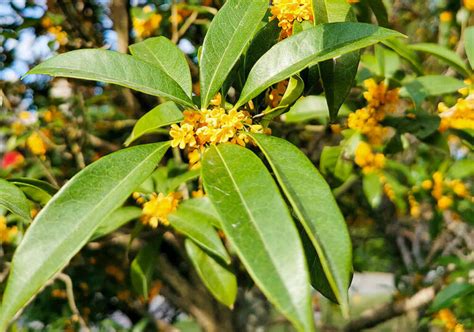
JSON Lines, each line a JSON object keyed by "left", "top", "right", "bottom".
{"left": 343, "top": 286, "right": 436, "bottom": 332}
{"left": 56, "top": 273, "right": 89, "bottom": 332}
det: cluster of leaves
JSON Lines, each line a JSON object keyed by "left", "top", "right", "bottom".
{"left": 0, "top": 0, "right": 473, "bottom": 331}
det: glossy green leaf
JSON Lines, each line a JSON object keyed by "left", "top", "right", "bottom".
{"left": 466, "top": 26, "right": 474, "bottom": 69}
{"left": 91, "top": 206, "right": 142, "bottom": 241}
{"left": 124, "top": 101, "right": 184, "bottom": 146}
{"left": 312, "top": 0, "right": 360, "bottom": 121}
{"left": 410, "top": 43, "right": 471, "bottom": 77}
{"left": 237, "top": 22, "right": 405, "bottom": 107}
{"left": 363, "top": 172, "right": 383, "bottom": 208}
{"left": 168, "top": 203, "right": 230, "bottom": 264}
{"left": 185, "top": 240, "right": 237, "bottom": 308}
{"left": 383, "top": 112, "right": 440, "bottom": 139}
{"left": 26, "top": 50, "right": 194, "bottom": 108}
{"left": 8, "top": 178, "right": 56, "bottom": 206}
{"left": 0, "top": 179, "right": 31, "bottom": 221}
{"left": 165, "top": 169, "right": 201, "bottom": 192}
{"left": 129, "top": 37, "right": 192, "bottom": 96}
{"left": 200, "top": 0, "right": 268, "bottom": 108}
{"left": 202, "top": 144, "right": 314, "bottom": 332}
{"left": 251, "top": 134, "right": 352, "bottom": 316}
{"left": 429, "top": 283, "right": 474, "bottom": 312}
{"left": 0, "top": 142, "right": 170, "bottom": 330}
{"left": 131, "top": 242, "right": 160, "bottom": 300}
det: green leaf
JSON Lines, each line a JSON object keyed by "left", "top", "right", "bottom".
{"left": 312, "top": 0, "right": 360, "bottom": 121}
{"left": 429, "top": 283, "right": 474, "bottom": 312}
{"left": 251, "top": 134, "right": 352, "bottom": 316}
{"left": 124, "top": 101, "right": 184, "bottom": 146}
{"left": 320, "top": 146, "right": 354, "bottom": 182}
{"left": 283, "top": 95, "right": 330, "bottom": 123}
{"left": 202, "top": 144, "right": 314, "bottom": 332}
{"left": 0, "top": 142, "right": 170, "bottom": 329}
{"left": 165, "top": 169, "right": 201, "bottom": 193}
{"left": 237, "top": 22, "right": 405, "bottom": 107}
{"left": 168, "top": 203, "right": 230, "bottom": 264}
{"left": 91, "top": 206, "right": 142, "bottom": 241}
{"left": 175, "top": 198, "right": 222, "bottom": 229}
{"left": 129, "top": 37, "right": 192, "bottom": 97}
{"left": 465, "top": 26, "right": 474, "bottom": 69}
{"left": 410, "top": 43, "right": 471, "bottom": 77}
{"left": 382, "top": 38, "right": 423, "bottom": 74}
{"left": 26, "top": 50, "right": 194, "bottom": 108}
{"left": 383, "top": 112, "right": 440, "bottom": 140}
{"left": 367, "top": 0, "right": 389, "bottom": 27}
{"left": 363, "top": 172, "right": 383, "bottom": 208}
{"left": 185, "top": 240, "right": 237, "bottom": 307}
{"left": 401, "top": 76, "right": 466, "bottom": 107}
{"left": 199, "top": 0, "right": 268, "bottom": 108}
{"left": 8, "top": 178, "right": 57, "bottom": 206}
{"left": 0, "top": 179, "right": 31, "bottom": 221}
{"left": 447, "top": 159, "right": 474, "bottom": 180}
{"left": 131, "top": 242, "right": 160, "bottom": 300}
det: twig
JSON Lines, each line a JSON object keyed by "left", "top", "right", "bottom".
{"left": 56, "top": 273, "right": 89, "bottom": 332}
{"left": 344, "top": 286, "right": 436, "bottom": 331}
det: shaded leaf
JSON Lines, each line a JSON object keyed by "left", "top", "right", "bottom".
{"left": 429, "top": 283, "right": 474, "bottom": 312}
{"left": 0, "top": 179, "right": 31, "bottom": 221}
{"left": 410, "top": 43, "right": 470, "bottom": 77}
{"left": 466, "top": 26, "right": 474, "bottom": 69}
{"left": 8, "top": 178, "right": 57, "bottom": 206}
{"left": 363, "top": 172, "right": 383, "bottom": 208}
{"left": 91, "top": 206, "right": 142, "bottom": 241}
{"left": 131, "top": 242, "right": 160, "bottom": 299}
{"left": 125, "top": 101, "right": 183, "bottom": 146}
{"left": 185, "top": 240, "right": 237, "bottom": 307}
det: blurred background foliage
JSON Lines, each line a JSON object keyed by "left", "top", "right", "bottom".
{"left": 0, "top": 0, "right": 473, "bottom": 331}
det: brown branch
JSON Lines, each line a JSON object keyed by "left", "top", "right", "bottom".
{"left": 56, "top": 273, "right": 89, "bottom": 332}
{"left": 343, "top": 286, "right": 436, "bottom": 332}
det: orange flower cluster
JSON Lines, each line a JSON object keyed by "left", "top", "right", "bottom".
{"left": 348, "top": 79, "right": 400, "bottom": 146}
{"left": 270, "top": 0, "right": 313, "bottom": 37}
{"left": 438, "top": 94, "right": 474, "bottom": 132}
{"left": 170, "top": 101, "right": 264, "bottom": 168}
{"left": 0, "top": 216, "right": 18, "bottom": 244}
{"left": 435, "top": 309, "right": 465, "bottom": 332}
{"left": 135, "top": 192, "right": 181, "bottom": 228}
{"left": 133, "top": 6, "right": 162, "bottom": 39}
{"left": 41, "top": 17, "right": 68, "bottom": 46}
{"left": 421, "top": 172, "right": 471, "bottom": 211}
{"left": 354, "top": 141, "right": 386, "bottom": 174}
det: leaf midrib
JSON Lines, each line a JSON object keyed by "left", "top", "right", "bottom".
{"left": 212, "top": 146, "right": 304, "bottom": 329}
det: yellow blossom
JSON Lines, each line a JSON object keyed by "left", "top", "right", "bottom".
{"left": 408, "top": 192, "right": 421, "bottom": 218}
{"left": 26, "top": 132, "right": 47, "bottom": 156}
{"left": 347, "top": 0, "right": 359, "bottom": 3}
{"left": 437, "top": 195, "right": 453, "bottom": 210}
{"left": 270, "top": 0, "right": 313, "bottom": 37}
{"left": 0, "top": 216, "right": 17, "bottom": 244}
{"left": 140, "top": 192, "right": 180, "bottom": 228}
{"left": 435, "top": 309, "right": 464, "bottom": 331}
{"left": 421, "top": 180, "right": 433, "bottom": 190}
{"left": 438, "top": 95, "right": 474, "bottom": 132}
{"left": 439, "top": 11, "right": 453, "bottom": 23}
{"left": 133, "top": 13, "right": 162, "bottom": 39}
{"left": 354, "top": 141, "right": 385, "bottom": 174}
{"left": 464, "top": 0, "right": 474, "bottom": 11}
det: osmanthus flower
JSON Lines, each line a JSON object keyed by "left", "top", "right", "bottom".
{"left": 136, "top": 192, "right": 181, "bottom": 228}
{"left": 26, "top": 131, "right": 48, "bottom": 156}
{"left": 423, "top": 171, "right": 472, "bottom": 211}
{"left": 170, "top": 96, "right": 265, "bottom": 168}
{"left": 354, "top": 141, "right": 386, "bottom": 174}
{"left": 348, "top": 79, "right": 400, "bottom": 146}
{"left": 434, "top": 309, "right": 465, "bottom": 332}
{"left": 133, "top": 5, "right": 162, "bottom": 39}
{"left": 270, "top": 0, "right": 313, "bottom": 37}
{"left": 0, "top": 216, "right": 18, "bottom": 244}
{"left": 438, "top": 94, "right": 474, "bottom": 132}
{"left": 464, "top": 0, "right": 474, "bottom": 11}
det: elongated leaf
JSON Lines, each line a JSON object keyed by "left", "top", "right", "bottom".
{"left": 0, "top": 179, "right": 31, "bottom": 221}
{"left": 202, "top": 144, "right": 314, "bottom": 332}
{"left": 185, "top": 240, "right": 237, "bottom": 307}
{"left": 363, "top": 172, "right": 383, "bottom": 208}
{"left": 129, "top": 37, "right": 192, "bottom": 96}
{"left": 131, "top": 242, "right": 160, "bottom": 300}
{"left": 26, "top": 50, "right": 194, "bottom": 108}
{"left": 313, "top": 0, "right": 360, "bottom": 121}
{"left": 410, "top": 43, "right": 471, "bottom": 77}
{"left": 0, "top": 142, "right": 170, "bottom": 330}
{"left": 382, "top": 39, "right": 423, "bottom": 74}
{"left": 367, "top": 0, "right": 389, "bottom": 27}
{"left": 200, "top": 0, "right": 268, "bottom": 108}
{"left": 236, "top": 22, "right": 405, "bottom": 107}
{"left": 165, "top": 169, "right": 201, "bottom": 192}
{"left": 283, "top": 95, "right": 330, "bottom": 123}
{"left": 91, "top": 206, "right": 142, "bottom": 241}
{"left": 251, "top": 134, "right": 352, "bottom": 316}
{"left": 429, "top": 283, "right": 474, "bottom": 312}
{"left": 168, "top": 204, "right": 230, "bottom": 264}
{"left": 125, "top": 101, "right": 184, "bottom": 146}
{"left": 466, "top": 26, "right": 474, "bottom": 69}
{"left": 176, "top": 198, "right": 222, "bottom": 229}
{"left": 401, "top": 76, "right": 466, "bottom": 107}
